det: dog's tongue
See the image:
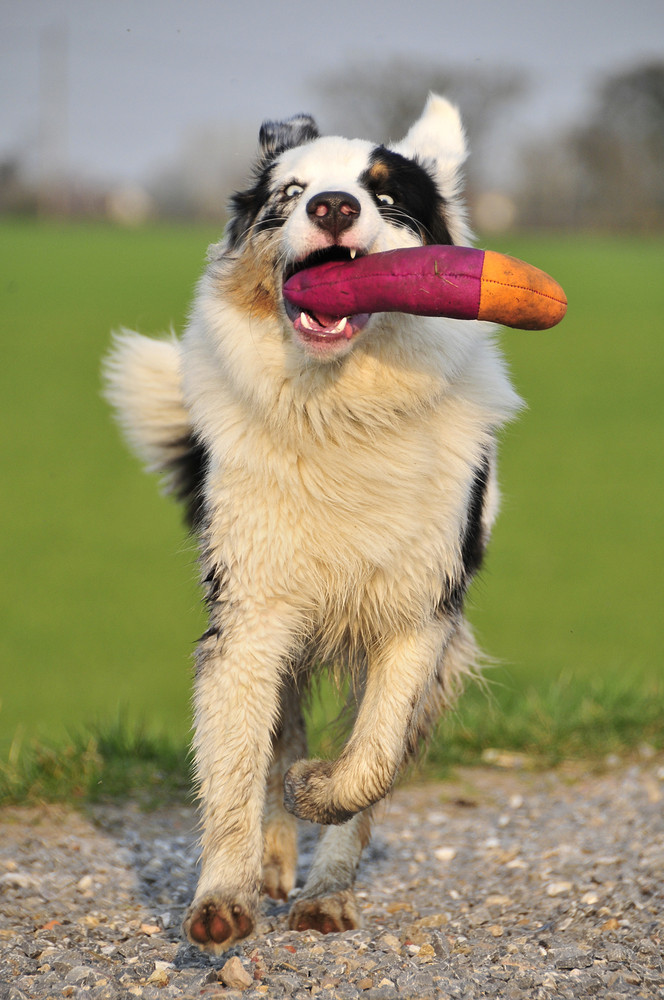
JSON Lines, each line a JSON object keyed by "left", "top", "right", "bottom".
{"left": 311, "top": 311, "right": 345, "bottom": 329}
{"left": 300, "top": 310, "right": 351, "bottom": 336}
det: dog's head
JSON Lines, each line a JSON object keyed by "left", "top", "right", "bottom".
{"left": 214, "top": 94, "right": 471, "bottom": 362}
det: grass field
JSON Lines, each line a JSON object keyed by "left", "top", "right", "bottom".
{"left": 1, "top": 220, "right": 662, "bottom": 799}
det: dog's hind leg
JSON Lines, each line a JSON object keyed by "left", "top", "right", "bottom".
{"left": 262, "top": 675, "right": 307, "bottom": 902}
{"left": 182, "top": 601, "right": 304, "bottom": 954}
{"left": 288, "top": 809, "right": 372, "bottom": 933}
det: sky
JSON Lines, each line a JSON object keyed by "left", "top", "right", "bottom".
{"left": 1, "top": 0, "right": 662, "bottom": 190}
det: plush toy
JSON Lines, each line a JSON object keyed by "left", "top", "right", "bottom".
{"left": 283, "top": 245, "right": 567, "bottom": 331}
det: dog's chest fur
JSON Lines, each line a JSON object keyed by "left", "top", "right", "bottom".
{"left": 182, "top": 298, "right": 505, "bottom": 648}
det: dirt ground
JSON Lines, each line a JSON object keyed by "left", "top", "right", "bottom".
{"left": 1, "top": 756, "right": 663, "bottom": 998}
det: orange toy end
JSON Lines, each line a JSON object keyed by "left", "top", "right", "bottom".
{"left": 479, "top": 251, "right": 568, "bottom": 330}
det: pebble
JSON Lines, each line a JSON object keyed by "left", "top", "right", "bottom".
{"left": 1, "top": 761, "right": 663, "bottom": 998}
{"left": 220, "top": 955, "right": 254, "bottom": 989}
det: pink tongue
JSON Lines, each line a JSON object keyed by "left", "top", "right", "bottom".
{"left": 311, "top": 311, "right": 343, "bottom": 328}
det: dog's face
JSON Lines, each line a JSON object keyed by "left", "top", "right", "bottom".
{"left": 219, "top": 95, "right": 470, "bottom": 362}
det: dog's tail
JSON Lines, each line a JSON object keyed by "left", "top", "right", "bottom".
{"left": 103, "top": 330, "right": 207, "bottom": 527}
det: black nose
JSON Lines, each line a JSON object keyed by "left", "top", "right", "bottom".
{"left": 306, "top": 190, "right": 361, "bottom": 239}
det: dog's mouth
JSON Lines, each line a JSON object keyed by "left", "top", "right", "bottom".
{"left": 283, "top": 247, "right": 371, "bottom": 350}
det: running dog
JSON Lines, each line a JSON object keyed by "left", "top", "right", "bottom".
{"left": 104, "top": 94, "right": 522, "bottom": 952}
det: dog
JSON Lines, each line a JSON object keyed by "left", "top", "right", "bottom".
{"left": 104, "top": 93, "right": 522, "bottom": 953}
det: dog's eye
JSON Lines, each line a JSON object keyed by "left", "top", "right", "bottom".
{"left": 284, "top": 183, "right": 305, "bottom": 199}
{"left": 376, "top": 193, "right": 395, "bottom": 206}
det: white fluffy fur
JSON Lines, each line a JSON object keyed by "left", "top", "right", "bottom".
{"left": 104, "top": 95, "right": 522, "bottom": 952}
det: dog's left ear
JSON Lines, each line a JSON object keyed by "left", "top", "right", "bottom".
{"left": 391, "top": 94, "right": 467, "bottom": 203}
{"left": 258, "top": 114, "right": 320, "bottom": 161}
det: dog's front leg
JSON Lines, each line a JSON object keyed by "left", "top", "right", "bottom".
{"left": 182, "top": 603, "right": 301, "bottom": 954}
{"left": 284, "top": 617, "right": 455, "bottom": 825}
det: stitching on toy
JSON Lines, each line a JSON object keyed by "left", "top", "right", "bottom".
{"left": 479, "top": 278, "right": 566, "bottom": 304}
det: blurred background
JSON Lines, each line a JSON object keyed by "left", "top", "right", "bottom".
{"left": 1, "top": 0, "right": 662, "bottom": 775}
{"left": 2, "top": 0, "right": 664, "bottom": 230}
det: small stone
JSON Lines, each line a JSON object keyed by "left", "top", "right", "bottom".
{"left": 485, "top": 894, "right": 513, "bottom": 909}
{"left": 555, "top": 948, "right": 594, "bottom": 970}
{"left": 146, "top": 968, "right": 170, "bottom": 986}
{"left": 153, "top": 960, "right": 173, "bottom": 974}
{"left": 219, "top": 955, "right": 253, "bottom": 990}
{"left": 546, "top": 881, "right": 573, "bottom": 896}
{"left": 385, "top": 902, "right": 413, "bottom": 914}
{"left": 489, "top": 924, "right": 504, "bottom": 937}
{"left": 76, "top": 874, "right": 93, "bottom": 892}
{"left": 411, "top": 912, "right": 448, "bottom": 929}
{"left": 431, "top": 930, "right": 451, "bottom": 958}
{"left": 0, "top": 871, "right": 38, "bottom": 890}
{"left": 376, "top": 933, "right": 401, "bottom": 952}
{"left": 605, "top": 944, "right": 632, "bottom": 963}
{"left": 357, "top": 976, "right": 373, "bottom": 990}
{"left": 433, "top": 846, "right": 457, "bottom": 862}
{"left": 273, "top": 973, "right": 301, "bottom": 991}
{"left": 65, "top": 965, "right": 97, "bottom": 985}
{"left": 365, "top": 988, "right": 397, "bottom": 1000}
{"left": 395, "top": 968, "right": 435, "bottom": 995}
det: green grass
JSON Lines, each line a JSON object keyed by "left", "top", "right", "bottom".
{"left": 1, "top": 221, "right": 662, "bottom": 802}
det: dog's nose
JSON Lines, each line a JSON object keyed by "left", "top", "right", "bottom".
{"left": 306, "top": 191, "right": 361, "bottom": 239}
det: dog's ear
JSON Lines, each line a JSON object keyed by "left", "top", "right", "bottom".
{"left": 391, "top": 94, "right": 467, "bottom": 203}
{"left": 258, "top": 114, "right": 320, "bottom": 161}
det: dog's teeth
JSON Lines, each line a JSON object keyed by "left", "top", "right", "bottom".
{"left": 330, "top": 317, "right": 347, "bottom": 334}
{"left": 300, "top": 311, "right": 314, "bottom": 330}
{"left": 350, "top": 249, "right": 357, "bottom": 259}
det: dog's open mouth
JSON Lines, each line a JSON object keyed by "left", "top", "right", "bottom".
{"left": 283, "top": 247, "right": 371, "bottom": 348}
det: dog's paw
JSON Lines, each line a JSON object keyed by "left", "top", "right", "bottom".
{"left": 288, "top": 889, "right": 361, "bottom": 934}
{"left": 262, "top": 857, "right": 294, "bottom": 902}
{"left": 182, "top": 897, "right": 254, "bottom": 954}
{"left": 262, "top": 820, "right": 298, "bottom": 901}
{"left": 283, "top": 759, "right": 356, "bottom": 825}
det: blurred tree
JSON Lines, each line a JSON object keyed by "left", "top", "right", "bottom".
{"left": 148, "top": 123, "right": 257, "bottom": 221}
{"left": 0, "top": 158, "right": 39, "bottom": 216}
{"left": 574, "top": 61, "right": 664, "bottom": 229}
{"left": 516, "top": 61, "right": 664, "bottom": 230}
{"left": 310, "top": 59, "right": 527, "bottom": 191}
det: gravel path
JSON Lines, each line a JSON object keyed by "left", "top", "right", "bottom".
{"left": 1, "top": 756, "right": 663, "bottom": 999}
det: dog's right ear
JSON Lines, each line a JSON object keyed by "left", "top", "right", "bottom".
{"left": 258, "top": 114, "right": 320, "bottom": 161}
{"left": 392, "top": 94, "right": 467, "bottom": 203}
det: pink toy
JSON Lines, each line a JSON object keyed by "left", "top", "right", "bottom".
{"left": 283, "top": 245, "right": 567, "bottom": 331}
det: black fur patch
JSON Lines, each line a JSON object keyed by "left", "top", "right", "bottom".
{"left": 258, "top": 114, "right": 319, "bottom": 160}
{"left": 360, "top": 147, "right": 453, "bottom": 245}
{"left": 461, "top": 453, "right": 490, "bottom": 580}
{"left": 202, "top": 562, "right": 230, "bottom": 613}
{"left": 226, "top": 114, "right": 320, "bottom": 249}
{"left": 436, "top": 454, "right": 490, "bottom": 618}
{"left": 437, "top": 575, "right": 466, "bottom": 618}
{"left": 164, "top": 433, "right": 209, "bottom": 530}
{"left": 226, "top": 162, "right": 279, "bottom": 248}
